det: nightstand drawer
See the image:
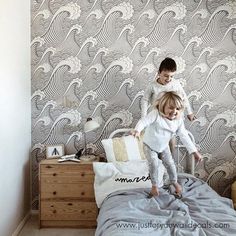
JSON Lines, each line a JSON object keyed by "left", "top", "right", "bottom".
{"left": 40, "top": 165, "right": 94, "bottom": 183}
{"left": 40, "top": 172, "right": 94, "bottom": 184}
{"left": 41, "top": 201, "right": 98, "bottom": 220}
{"left": 41, "top": 183, "right": 95, "bottom": 200}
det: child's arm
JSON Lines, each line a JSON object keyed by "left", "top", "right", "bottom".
{"left": 141, "top": 85, "right": 153, "bottom": 118}
{"left": 132, "top": 110, "right": 158, "bottom": 137}
{"left": 176, "top": 121, "right": 202, "bottom": 162}
{"left": 192, "top": 151, "right": 202, "bottom": 162}
{"left": 177, "top": 83, "right": 196, "bottom": 121}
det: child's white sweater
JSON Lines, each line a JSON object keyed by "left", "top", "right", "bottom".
{"left": 141, "top": 79, "right": 192, "bottom": 117}
{"left": 135, "top": 110, "right": 197, "bottom": 154}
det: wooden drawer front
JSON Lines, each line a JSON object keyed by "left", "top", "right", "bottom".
{"left": 40, "top": 165, "right": 94, "bottom": 183}
{"left": 40, "top": 220, "right": 97, "bottom": 228}
{"left": 41, "top": 183, "right": 95, "bottom": 200}
{"left": 40, "top": 173, "right": 94, "bottom": 184}
{"left": 41, "top": 201, "right": 98, "bottom": 221}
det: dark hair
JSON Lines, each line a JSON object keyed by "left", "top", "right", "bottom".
{"left": 158, "top": 57, "right": 177, "bottom": 73}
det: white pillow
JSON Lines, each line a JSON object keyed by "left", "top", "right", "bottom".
{"left": 101, "top": 135, "right": 145, "bottom": 162}
{"left": 93, "top": 161, "right": 164, "bottom": 208}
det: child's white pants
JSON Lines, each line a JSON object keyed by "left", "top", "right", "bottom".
{"left": 144, "top": 144, "right": 177, "bottom": 186}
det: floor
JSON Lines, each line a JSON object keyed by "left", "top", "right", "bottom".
{"left": 18, "top": 215, "right": 96, "bottom": 236}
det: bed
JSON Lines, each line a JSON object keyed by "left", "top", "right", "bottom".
{"left": 93, "top": 129, "right": 236, "bottom": 236}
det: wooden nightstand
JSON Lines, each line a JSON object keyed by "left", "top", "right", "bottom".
{"left": 39, "top": 158, "right": 98, "bottom": 228}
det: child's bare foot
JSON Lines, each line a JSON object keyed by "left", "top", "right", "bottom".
{"left": 149, "top": 186, "right": 159, "bottom": 198}
{"left": 173, "top": 182, "right": 182, "bottom": 195}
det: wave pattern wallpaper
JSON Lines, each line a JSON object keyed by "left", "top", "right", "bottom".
{"left": 31, "top": 0, "right": 236, "bottom": 209}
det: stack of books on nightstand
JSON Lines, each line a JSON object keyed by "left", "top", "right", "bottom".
{"left": 58, "top": 154, "right": 80, "bottom": 163}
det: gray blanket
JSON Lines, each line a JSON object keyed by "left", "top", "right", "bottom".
{"left": 95, "top": 174, "right": 236, "bottom": 236}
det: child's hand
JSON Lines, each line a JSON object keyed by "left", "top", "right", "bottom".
{"left": 193, "top": 151, "right": 202, "bottom": 162}
{"left": 187, "top": 113, "right": 196, "bottom": 121}
{"left": 148, "top": 186, "right": 159, "bottom": 198}
{"left": 130, "top": 130, "right": 140, "bottom": 138}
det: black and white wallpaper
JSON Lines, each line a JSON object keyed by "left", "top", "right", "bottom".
{"left": 31, "top": 0, "right": 236, "bottom": 209}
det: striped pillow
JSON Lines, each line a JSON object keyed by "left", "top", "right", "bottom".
{"left": 101, "top": 135, "right": 146, "bottom": 162}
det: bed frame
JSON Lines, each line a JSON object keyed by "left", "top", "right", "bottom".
{"left": 109, "top": 128, "right": 196, "bottom": 175}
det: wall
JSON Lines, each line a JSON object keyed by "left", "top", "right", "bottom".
{"left": 31, "top": 0, "right": 236, "bottom": 209}
{"left": 0, "top": 0, "right": 31, "bottom": 235}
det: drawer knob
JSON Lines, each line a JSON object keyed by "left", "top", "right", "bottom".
{"left": 53, "top": 191, "right": 57, "bottom": 195}
{"left": 81, "top": 173, "right": 85, "bottom": 177}
{"left": 81, "top": 210, "right": 85, "bottom": 214}
{"left": 46, "top": 165, "right": 52, "bottom": 168}
{"left": 68, "top": 203, "right": 73, "bottom": 206}
{"left": 53, "top": 173, "right": 57, "bottom": 176}
{"left": 53, "top": 210, "right": 57, "bottom": 214}
{"left": 81, "top": 192, "right": 85, "bottom": 196}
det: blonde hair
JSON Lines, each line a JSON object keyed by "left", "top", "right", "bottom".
{"left": 156, "top": 91, "right": 184, "bottom": 115}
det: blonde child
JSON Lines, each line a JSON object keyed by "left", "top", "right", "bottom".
{"left": 132, "top": 91, "right": 202, "bottom": 197}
